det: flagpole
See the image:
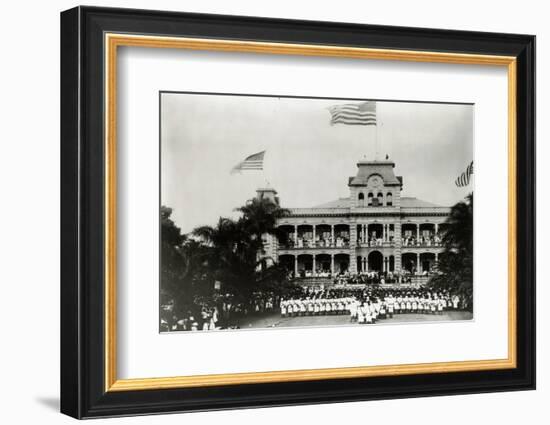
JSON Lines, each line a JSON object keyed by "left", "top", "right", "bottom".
{"left": 374, "top": 101, "right": 379, "bottom": 160}
{"left": 375, "top": 121, "right": 379, "bottom": 160}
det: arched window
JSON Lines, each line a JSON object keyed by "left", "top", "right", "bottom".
{"left": 386, "top": 192, "right": 393, "bottom": 206}
{"left": 367, "top": 192, "right": 373, "bottom": 206}
{"left": 358, "top": 192, "right": 364, "bottom": 200}
{"left": 375, "top": 192, "right": 383, "bottom": 206}
{"left": 358, "top": 192, "right": 365, "bottom": 207}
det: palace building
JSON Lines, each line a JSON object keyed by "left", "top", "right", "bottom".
{"left": 257, "top": 159, "right": 450, "bottom": 282}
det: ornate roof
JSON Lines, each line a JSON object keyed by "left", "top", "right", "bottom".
{"left": 311, "top": 196, "right": 444, "bottom": 209}
{"left": 312, "top": 198, "right": 352, "bottom": 209}
{"left": 348, "top": 160, "right": 402, "bottom": 186}
{"left": 400, "top": 197, "right": 441, "bottom": 208}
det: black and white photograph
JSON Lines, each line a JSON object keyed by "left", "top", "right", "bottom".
{"left": 159, "top": 92, "right": 474, "bottom": 332}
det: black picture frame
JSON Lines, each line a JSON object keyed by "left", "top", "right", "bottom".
{"left": 61, "top": 6, "right": 535, "bottom": 419}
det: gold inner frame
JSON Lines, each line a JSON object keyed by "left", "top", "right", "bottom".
{"left": 104, "top": 33, "right": 517, "bottom": 392}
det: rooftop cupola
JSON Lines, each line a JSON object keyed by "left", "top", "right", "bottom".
{"left": 256, "top": 187, "right": 279, "bottom": 205}
{"left": 348, "top": 159, "right": 402, "bottom": 188}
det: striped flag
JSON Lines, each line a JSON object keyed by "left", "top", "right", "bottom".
{"left": 328, "top": 101, "right": 376, "bottom": 126}
{"left": 231, "top": 150, "right": 265, "bottom": 174}
{"left": 455, "top": 161, "right": 474, "bottom": 187}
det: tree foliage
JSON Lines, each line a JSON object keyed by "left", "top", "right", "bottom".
{"left": 160, "top": 206, "right": 214, "bottom": 327}
{"left": 427, "top": 193, "right": 473, "bottom": 307}
{"left": 160, "top": 198, "right": 294, "bottom": 326}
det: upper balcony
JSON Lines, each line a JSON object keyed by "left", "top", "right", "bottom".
{"left": 401, "top": 235, "right": 443, "bottom": 248}
{"left": 356, "top": 239, "right": 395, "bottom": 248}
{"left": 278, "top": 238, "right": 350, "bottom": 250}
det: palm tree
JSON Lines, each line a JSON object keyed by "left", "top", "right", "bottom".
{"left": 236, "top": 197, "right": 289, "bottom": 233}
{"left": 160, "top": 206, "right": 213, "bottom": 327}
{"left": 235, "top": 197, "right": 290, "bottom": 255}
{"left": 441, "top": 193, "right": 473, "bottom": 255}
{"left": 427, "top": 193, "right": 473, "bottom": 308}
{"left": 194, "top": 217, "right": 247, "bottom": 256}
{"left": 190, "top": 198, "right": 291, "bottom": 304}
{"left": 192, "top": 216, "right": 258, "bottom": 299}
{"left": 160, "top": 198, "right": 295, "bottom": 322}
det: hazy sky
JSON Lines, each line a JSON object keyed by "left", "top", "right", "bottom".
{"left": 161, "top": 93, "right": 473, "bottom": 234}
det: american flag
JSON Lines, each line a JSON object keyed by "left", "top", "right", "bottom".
{"left": 231, "top": 150, "right": 265, "bottom": 174}
{"left": 455, "top": 161, "right": 474, "bottom": 187}
{"left": 328, "top": 101, "right": 377, "bottom": 126}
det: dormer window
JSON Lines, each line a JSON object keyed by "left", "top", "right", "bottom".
{"left": 386, "top": 192, "right": 393, "bottom": 206}
{"left": 367, "top": 192, "right": 373, "bottom": 206}
{"left": 377, "top": 192, "right": 384, "bottom": 205}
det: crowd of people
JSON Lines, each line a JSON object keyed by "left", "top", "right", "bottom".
{"left": 356, "top": 233, "right": 393, "bottom": 247}
{"left": 280, "top": 287, "right": 467, "bottom": 324}
{"left": 333, "top": 271, "right": 403, "bottom": 285}
{"left": 294, "top": 269, "right": 424, "bottom": 283}
{"left": 281, "top": 232, "right": 443, "bottom": 250}
{"left": 402, "top": 234, "right": 442, "bottom": 247}
{"left": 161, "top": 290, "right": 289, "bottom": 332}
{"left": 282, "top": 234, "right": 350, "bottom": 249}
{"left": 161, "top": 285, "right": 471, "bottom": 332}
{"left": 162, "top": 305, "right": 220, "bottom": 332}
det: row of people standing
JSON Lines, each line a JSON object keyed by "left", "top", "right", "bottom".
{"left": 281, "top": 297, "right": 354, "bottom": 317}
{"left": 280, "top": 289, "right": 464, "bottom": 323}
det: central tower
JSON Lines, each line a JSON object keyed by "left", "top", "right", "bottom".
{"left": 348, "top": 159, "right": 403, "bottom": 209}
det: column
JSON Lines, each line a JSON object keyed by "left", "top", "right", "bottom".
{"left": 435, "top": 252, "right": 439, "bottom": 263}
{"left": 365, "top": 257, "right": 369, "bottom": 272}
{"left": 312, "top": 255, "right": 316, "bottom": 277}
{"left": 331, "top": 225, "right": 335, "bottom": 247}
{"left": 312, "top": 225, "right": 316, "bottom": 247}
{"left": 435, "top": 223, "right": 439, "bottom": 235}
{"left": 416, "top": 253, "right": 420, "bottom": 275}
{"left": 294, "top": 255, "right": 298, "bottom": 277}
{"left": 394, "top": 222, "right": 402, "bottom": 273}
{"left": 349, "top": 223, "right": 357, "bottom": 274}
{"left": 383, "top": 256, "right": 387, "bottom": 272}
{"left": 330, "top": 254, "right": 335, "bottom": 275}
{"left": 382, "top": 224, "right": 386, "bottom": 242}
{"left": 416, "top": 224, "right": 420, "bottom": 241}
{"left": 294, "top": 225, "right": 298, "bottom": 246}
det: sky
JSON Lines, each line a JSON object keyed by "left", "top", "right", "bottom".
{"left": 161, "top": 93, "right": 473, "bottom": 234}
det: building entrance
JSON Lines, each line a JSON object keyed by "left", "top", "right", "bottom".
{"left": 368, "top": 251, "right": 383, "bottom": 272}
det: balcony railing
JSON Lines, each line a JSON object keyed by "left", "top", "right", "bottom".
{"left": 278, "top": 240, "right": 350, "bottom": 250}
{"left": 357, "top": 240, "right": 395, "bottom": 247}
{"left": 402, "top": 239, "right": 442, "bottom": 248}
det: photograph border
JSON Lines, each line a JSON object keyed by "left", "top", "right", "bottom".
{"left": 61, "top": 6, "right": 535, "bottom": 419}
